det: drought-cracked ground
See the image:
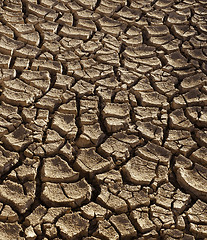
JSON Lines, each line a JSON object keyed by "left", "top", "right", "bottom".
{"left": 0, "top": 0, "right": 207, "bottom": 239}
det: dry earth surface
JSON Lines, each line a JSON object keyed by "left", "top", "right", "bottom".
{"left": 0, "top": 0, "right": 207, "bottom": 239}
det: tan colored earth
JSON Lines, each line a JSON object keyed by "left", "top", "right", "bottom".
{"left": 0, "top": 0, "right": 207, "bottom": 239}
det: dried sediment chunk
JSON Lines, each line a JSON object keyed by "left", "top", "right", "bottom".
{"left": 75, "top": 0, "right": 97, "bottom": 10}
{"left": 180, "top": 72, "right": 207, "bottom": 93}
{"left": 97, "top": 16, "right": 127, "bottom": 37}
{"left": 1, "top": 81, "right": 42, "bottom": 107}
{"left": 51, "top": 112, "right": 77, "bottom": 140}
{"left": 0, "top": 0, "right": 207, "bottom": 238}
{"left": 97, "top": 185, "right": 128, "bottom": 213}
{"left": 0, "top": 204, "right": 19, "bottom": 222}
{"left": 103, "top": 103, "right": 130, "bottom": 132}
{"left": 0, "top": 35, "right": 24, "bottom": 55}
{"left": 109, "top": 213, "right": 137, "bottom": 239}
{"left": 0, "top": 222, "right": 23, "bottom": 239}
{"left": 187, "top": 200, "right": 207, "bottom": 238}
{"left": 41, "top": 129, "right": 65, "bottom": 156}
{"left": 2, "top": 125, "right": 33, "bottom": 151}
{"left": 164, "top": 51, "right": 190, "bottom": 69}
{"left": 136, "top": 121, "right": 164, "bottom": 145}
{"left": 31, "top": 59, "right": 62, "bottom": 73}
{"left": 176, "top": 163, "right": 207, "bottom": 202}
{"left": 130, "top": 208, "right": 156, "bottom": 233}
{"left": 136, "top": 142, "right": 172, "bottom": 166}
{"left": 150, "top": 69, "right": 179, "bottom": 98}
{"left": 103, "top": 103, "right": 130, "bottom": 118}
{"left": 190, "top": 147, "right": 207, "bottom": 166}
{"left": 96, "top": 48, "right": 120, "bottom": 67}
{"left": 56, "top": 213, "right": 89, "bottom": 240}
{"left": 195, "top": 130, "right": 207, "bottom": 147}
{"left": 0, "top": 180, "right": 35, "bottom": 214}
{"left": 98, "top": 136, "right": 131, "bottom": 162}
{"left": 122, "top": 156, "right": 157, "bottom": 185}
{"left": 136, "top": 91, "right": 169, "bottom": 109}
{"left": 81, "top": 202, "right": 110, "bottom": 220}
{"left": 74, "top": 148, "right": 113, "bottom": 178}
{"left": 41, "top": 156, "right": 79, "bottom": 182}
{"left": 186, "top": 106, "right": 207, "bottom": 127}
{"left": 41, "top": 179, "right": 91, "bottom": 207}
{"left": 14, "top": 158, "right": 39, "bottom": 183}
{"left": 164, "top": 130, "right": 197, "bottom": 156}
{"left": 59, "top": 25, "right": 92, "bottom": 40}
{"left": 150, "top": 204, "right": 175, "bottom": 229}
{"left": 93, "top": 220, "right": 119, "bottom": 240}
{"left": 134, "top": 106, "right": 159, "bottom": 122}
{"left": 169, "top": 109, "right": 194, "bottom": 131}
{"left": 118, "top": 185, "right": 150, "bottom": 210}
{"left": 0, "top": 146, "right": 19, "bottom": 177}
{"left": 0, "top": 53, "right": 11, "bottom": 68}
{"left": 144, "top": 25, "right": 169, "bottom": 38}
{"left": 71, "top": 80, "right": 94, "bottom": 97}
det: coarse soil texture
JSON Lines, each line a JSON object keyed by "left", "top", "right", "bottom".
{"left": 0, "top": 0, "right": 207, "bottom": 239}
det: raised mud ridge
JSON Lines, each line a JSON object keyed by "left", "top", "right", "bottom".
{"left": 0, "top": 0, "right": 207, "bottom": 239}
